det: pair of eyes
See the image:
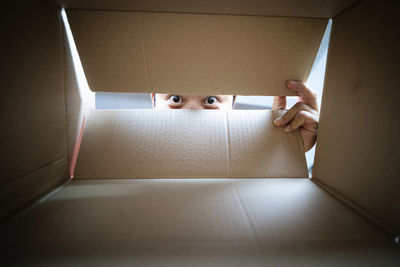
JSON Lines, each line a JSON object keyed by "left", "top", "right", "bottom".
{"left": 167, "top": 95, "right": 220, "bottom": 106}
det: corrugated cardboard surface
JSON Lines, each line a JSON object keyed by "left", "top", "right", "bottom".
{"left": 55, "top": 0, "right": 354, "bottom": 18}
{"left": 75, "top": 110, "right": 308, "bottom": 179}
{"left": 228, "top": 111, "right": 307, "bottom": 177}
{"left": 1, "top": 178, "right": 399, "bottom": 266}
{"left": 67, "top": 10, "right": 326, "bottom": 95}
{"left": 0, "top": 0, "right": 68, "bottom": 219}
{"left": 313, "top": 0, "right": 400, "bottom": 235}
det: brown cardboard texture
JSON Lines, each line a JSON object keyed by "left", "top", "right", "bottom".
{"left": 0, "top": 0, "right": 68, "bottom": 221}
{"left": 75, "top": 110, "right": 308, "bottom": 179}
{"left": 313, "top": 0, "right": 400, "bottom": 235}
{"left": 2, "top": 179, "right": 399, "bottom": 265}
{"left": 2, "top": 0, "right": 400, "bottom": 265}
{"left": 54, "top": 0, "right": 355, "bottom": 18}
{"left": 67, "top": 10, "right": 327, "bottom": 95}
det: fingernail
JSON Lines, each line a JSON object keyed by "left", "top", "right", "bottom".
{"left": 284, "top": 125, "right": 291, "bottom": 132}
{"left": 274, "top": 117, "right": 281, "bottom": 125}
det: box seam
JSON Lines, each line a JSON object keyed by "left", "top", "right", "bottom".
{"left": 224, "top": 111, "right": 232, "bottom": 178}
{"left": 69, "top": 115, "right": 86, "bottom": 179}
{"left": 310, "top": 177, "right": 397, "bottom": 238}
{"left": 330, "top": 0, "right": 360, "bottom": 19}
{"left": 60, "top": 7, "right": 70, "bottom": 172}
{"left": 0, "top": 158, "right": 69, "bottom": 223}
{"left": 234, "top": 186, "right": 258, "bottom": 245}
{"left": 0, "top": 179, "right": 71, "bottom": 227}
{"left": 0, "top": 157, "right": 68, "bottom": 187}
{"left": 62, "top": 8, "right": 331, "bottom": 20}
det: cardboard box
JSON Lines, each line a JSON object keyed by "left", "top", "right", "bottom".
{"left": 1, "top": 0, "right": 399, "bottom": 265}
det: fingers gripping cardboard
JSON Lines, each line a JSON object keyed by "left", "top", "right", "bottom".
{"left": 75, "top": 110, "right": 308, "bottom": 179}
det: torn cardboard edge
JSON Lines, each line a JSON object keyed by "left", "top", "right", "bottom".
{"left": 74, "top": 109, "right": 308, "bottom": 179}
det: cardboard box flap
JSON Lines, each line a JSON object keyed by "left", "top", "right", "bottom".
{"left": 56, "top": 0, "right": 355, "bottom": 18}
{"left": 67, "top": 10, "right": 327, "bottom": 95}
{"left": 0, "top": 0, "right": 68, "bottom": 220}
{"left": 75, "top": 110, "right": 308, "bottom": 179}
{"left": 313, "top": 0, "right": 400, "bottom": 235}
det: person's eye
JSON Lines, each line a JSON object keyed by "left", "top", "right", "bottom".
{"left": 204, "top": 96, "right": 220, "bottom": 105}
{"left": 168, "top": 94, "right": 183, "bottom": 105}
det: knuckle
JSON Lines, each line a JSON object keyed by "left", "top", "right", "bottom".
{"left": 311, "top": 92, "right": 317, "bottom": 99}
{"left": 309, "top": 89, "right": 317, "bottom": 99}
{"left": 298, "top": 110, "right": 308, "bottom": 118}
{"left": 294, "top": 102, "right": 310, "bottom": 113}
{"left": 293, "top": 102, "right": 303, "bottom": 109}
{"left": 299, "top": 102, "right": 309, "bottom": 110}
{"left": 300, "top": 102, "right": 316, "bottom": 113}
{"left": 294, "top": 111, "right": 309, "bottom": 123}
{"left": 311, "top": 113, "right": 320, "bottom": 124}
{"left": 283, "top": 109, "right": 293, "bottom": 120}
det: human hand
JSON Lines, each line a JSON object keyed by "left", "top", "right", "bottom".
{"left": 272, "top": 80, "right": 319, "bottom": 152}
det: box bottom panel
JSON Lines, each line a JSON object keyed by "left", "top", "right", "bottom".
{"left": 1, "top": 178, "right": 399, "bottom": 266}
